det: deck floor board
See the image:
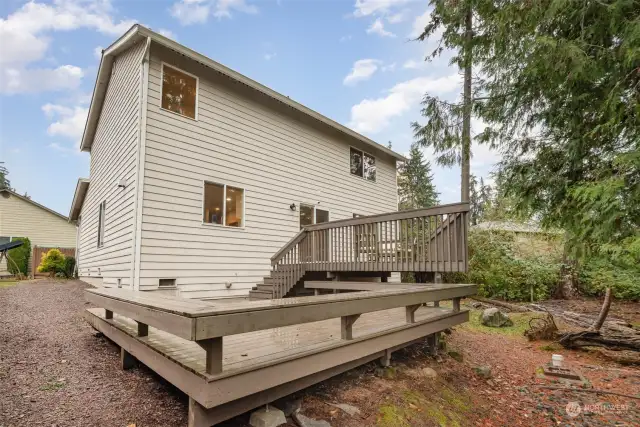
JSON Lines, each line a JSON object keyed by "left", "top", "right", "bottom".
{"left": 87, "top": 305, "right": 451, "bottom": 377}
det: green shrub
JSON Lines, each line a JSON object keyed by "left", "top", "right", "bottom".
{"left": 7, "top": 237, "right": 31, "bottom": 276}
{"left": 577, "top": 255, "right": 640, "bottom": 300}
{"left": 62, "top": 256, "right": 76, "bottom": 279}
{"left": 443, "top": 230, "right": 561, "bottom": 302}
{"left": 37, "top": 249, "right": 66, "bottom": 276}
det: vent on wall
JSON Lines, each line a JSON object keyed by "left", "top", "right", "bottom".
{"left": 159, "top": 278, "right": 176, "bottom": 288}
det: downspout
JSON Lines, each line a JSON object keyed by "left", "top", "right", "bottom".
{"left": 130, "top": 36, "right": 152, "bottom": 290}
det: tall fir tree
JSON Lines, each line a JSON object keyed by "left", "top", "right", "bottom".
{"left": 397, "top": 144, "right": 439, "bottom": 210}
{"left": 411, "top": 0, "right": 491, "bottom": 203}
{"left": 476, "top": 0, "right": 640, "bottom": 265}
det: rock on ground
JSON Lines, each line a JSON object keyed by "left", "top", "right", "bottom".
{"left": 481, "top": 307, "right": 514, "bottom": 327}
{"left": 328, "top": 402, "right": 361, "bottom": 416}
{"left": 422, "top": 367, "right": 438, "bottom": 379}
{"left": 249, "top": 406, "right": 287, "bottom": 427}
{"left": 293, "top": 411, "right": 332, "bottom": 427}
{"left": 473, "top": 365, "right": 492, "bottom": 378}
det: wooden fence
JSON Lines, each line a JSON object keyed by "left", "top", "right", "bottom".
{"left": 32, "top": 246, "right": 76, "bottom": 277}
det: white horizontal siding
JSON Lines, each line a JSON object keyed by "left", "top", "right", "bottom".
{"left": 77, "top": 41, "right": 146, "bottom": 287}
{"left": 139, "top": 44, "right": 398, "bottom": 294}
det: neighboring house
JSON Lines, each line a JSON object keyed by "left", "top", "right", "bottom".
{"left": 0, "top": 189, "right": 76, "bottom": 276}
{"left": 69, "top": 25, "right": 405, "bottom": 298}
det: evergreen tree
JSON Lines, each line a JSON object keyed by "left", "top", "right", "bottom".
{"left": 477, "top": 0, "right": 640, "bottom": 265}
{"left": 0, "top": 162, "right": 10, "bottom": 190}
{"left": 397, "top": 144, "right": 439, "bottom": 210}
{"left": 411, "top": 0, "right": 491, "bottom": 203}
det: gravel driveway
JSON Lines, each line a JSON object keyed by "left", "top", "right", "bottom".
{"left": 0, "top": 280, "right": 187, "bottom": 427}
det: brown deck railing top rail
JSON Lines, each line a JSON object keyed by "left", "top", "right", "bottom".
{"left": 269, "top": 203, "right": 470, "bottom": 298}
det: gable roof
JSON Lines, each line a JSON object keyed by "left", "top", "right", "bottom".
{"left": 81, "top": 24, "right": 405, "bottom": 161}
{"left": 68, "top": 178, "right": 90, "bottom": 222}
{"left": 0, "top": 189, "right": 69, "bottom": 222}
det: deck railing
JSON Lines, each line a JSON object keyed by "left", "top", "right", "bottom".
{"left": 270, "top": 202, "right": 470, "bottom": 298}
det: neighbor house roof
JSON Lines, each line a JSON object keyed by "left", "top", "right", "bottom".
{"left": 80, "top": 24, "right": 405, "bottom": 161}
{"left": 473, "top": 221, "right": 562, "bottom": 234}
{"left": 68, "top": 178, "right": 90, "bottom": 222}
{"left": 0, "top": 189, "right": 69, "bottom": 222}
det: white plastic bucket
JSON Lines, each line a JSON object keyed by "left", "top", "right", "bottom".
{"left": 552, "top": 354, "right": 564, "bottom": 368}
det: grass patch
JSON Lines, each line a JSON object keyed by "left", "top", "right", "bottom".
{"left": 40, "top": 378, "right": 66, "bottom": 391}
{"left": 539, "top": 343, "right": 563, "bottom": 352}
{"left": 0, "top": 280, "right": 17, "bottom": 288}
{"left": 460, "top": 309, "right": 539, "bottom": 336}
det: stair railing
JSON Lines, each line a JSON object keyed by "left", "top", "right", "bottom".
{"left": 270, "top": 229, "right": 308, "bottom": 298}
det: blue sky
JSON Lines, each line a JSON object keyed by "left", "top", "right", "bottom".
{"left": 0, "top": 0, "right": 499, "bottom": 216}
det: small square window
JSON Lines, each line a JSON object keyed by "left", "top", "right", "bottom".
{"left": 350, "top": 147, "right": 376, "bottom": 182}
{"left": 203, "top": 182, "right": 244, "bottom": 227}
{"left": 161, "top": 64, "right": 197, "bottom": 119}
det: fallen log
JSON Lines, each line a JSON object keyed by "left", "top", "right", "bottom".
{"left": 558, "top": 331, "right": 640, "bottom": 351}
{"left": 470, "top": 296, "right": 533, "bottom": 313}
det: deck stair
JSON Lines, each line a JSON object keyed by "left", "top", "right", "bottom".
{"left": 249, "top": 202, "right": 470, "bottom": 301}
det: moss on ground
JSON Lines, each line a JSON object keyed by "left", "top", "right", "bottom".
{"left": 0, "top": 280, "right": 17, "bottom": 288}
{"left": 460, "top": 309, "right": 540, "bottom": 336}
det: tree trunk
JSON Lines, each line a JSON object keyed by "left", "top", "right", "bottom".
{"left": 590, "top": 288, "right": 612, "bottom": 332}
{"left": 460, "top": 7, "right": 473, "bottom": 203}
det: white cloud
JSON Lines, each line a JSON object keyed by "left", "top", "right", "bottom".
{"left": 343, "top": 59, "right": 382, "bottom": 86}
{"left": 410, "top": 9, "right": 431, "bottom": 38}
{"left": 348, "top": 74, "right": 460, "bottom": 134}
{"left": 42, "top": 103, "right": 89, "bottom": 145}
{"left": 94, "top": 46, "right": 103, "bottom": 60}
{"left": 170, "top": 0, "right": 257, "bottom": 24}
{"left": 1, "top": 65, "right": 83, "bottom": 94}
{"left": 263, "top": 52, "right": 276, "bottom": 60}
{"left": 382, "top": 62, "right": 396, "bottom": 72}
{"left": 354, "top": 0, "right": 410, "bottom": 17}
{"left": 403, "top": 59, "right": 427, "bottom": 69}
{"left": 387, "top": 10, "right": 407, "bottom": 23}
{"left": 366, "top": 18, "right": 395, "bottom": 37}
{"left": 157, "top": 28, "right": 177, "bottom": 40}
{"left": 0, "top": 0, "right": 136, "bottom": 94}
{"left": 339, "top": 34, "right": 352, "bottom": 42}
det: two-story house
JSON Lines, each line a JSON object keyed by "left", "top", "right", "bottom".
{"left": 69, "top": 25, "right": 406, "bottom": 299}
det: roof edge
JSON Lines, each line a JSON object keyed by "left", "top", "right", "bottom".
{"left": 80, "top": 24, "right": 405, "bottom": 161}
{"left": 69, "top": 178, "right": 90, "bottom": 222}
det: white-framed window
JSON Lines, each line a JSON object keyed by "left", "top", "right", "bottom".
{"left": 97, "top": 201, "right": 106, "bottom": 248}
{"left": 161, "top": 62, "right": 198, "bottom": 120}
{"left": 350, "top": 147, "right": 376, "bottom": 182}
{"left": 203, "top": 182, "right": 245, "bottom": 228}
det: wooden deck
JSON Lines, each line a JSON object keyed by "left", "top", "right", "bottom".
{"left": 85, "top": 283, "right": 476, "bottom": 426}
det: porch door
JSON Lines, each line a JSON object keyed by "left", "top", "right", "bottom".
{"left": 300, "top": 205, "right": 330, "bottom": 262}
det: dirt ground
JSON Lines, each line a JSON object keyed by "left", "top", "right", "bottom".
{"left": 1, "top": 280, "right": 639, "bottom": 427}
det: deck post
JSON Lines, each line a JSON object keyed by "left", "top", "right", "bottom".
{"left": 105, "top": 309, "right": 113, "bottom": 319}
{"left": 137, "top": 321, "right": 149, "bottom": 337}
{"left": 380, "top": 348, "right": 392, "bottom": 367}
{"left": 452, "top": 297, "right": 461, "bottom": 312}
{"left": 197, "top": 337, "right": 223, "bottom": 375}
{"left": 433, "top": 301, "right": 440, "bottom": 307}
{"left": 340, "top": 314, "right": 360, "bottom": 340}
{"left": 188, "top": 397, "right": 214, "bottom": 427}
{"left": 405, "top": 304, "right": 420, "bottom": 323}
{"left": 121, "top": 347, "right": 136, "bottom": 370}
{"left": 426, "top": 333, "right": 440, "bottom": 355}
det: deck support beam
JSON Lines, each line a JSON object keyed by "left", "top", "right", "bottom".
{"left": 137, "top": 321, "right": 148, "bottom": 337}
{"left": 105, "top": 309, "right": 113, "bottom": 319}
{"left": 341, "top": 314, "right": 360, "bottom": 340}
{"left": 405, "top": 304, "right": 421, "bottom": 323}
{"left": 452, "top": 297, "right": 461, "bottom": 312}
{"left": 433, "top": 301, "right": 440, "bottom": 307}
{"left": 197, "top": 337, "right": 223, "bottom": 375}
{"left": 380, "top": 348, "right": 392, "bottom": 367}
{"left": 426, "top": 333, "right": 440, "bottom": 355}
{"left": 121, "top": 348, "right": 136, "bottom": 370}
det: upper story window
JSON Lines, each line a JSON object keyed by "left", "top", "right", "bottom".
{"left": 350, "top": 147, "right": 376, "bottom": 182}
{"left": 203, "top": 182, "right": 245, "bottom": 228}
{"left": 161, "top": 63, "right": 198, "bottom": 120}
